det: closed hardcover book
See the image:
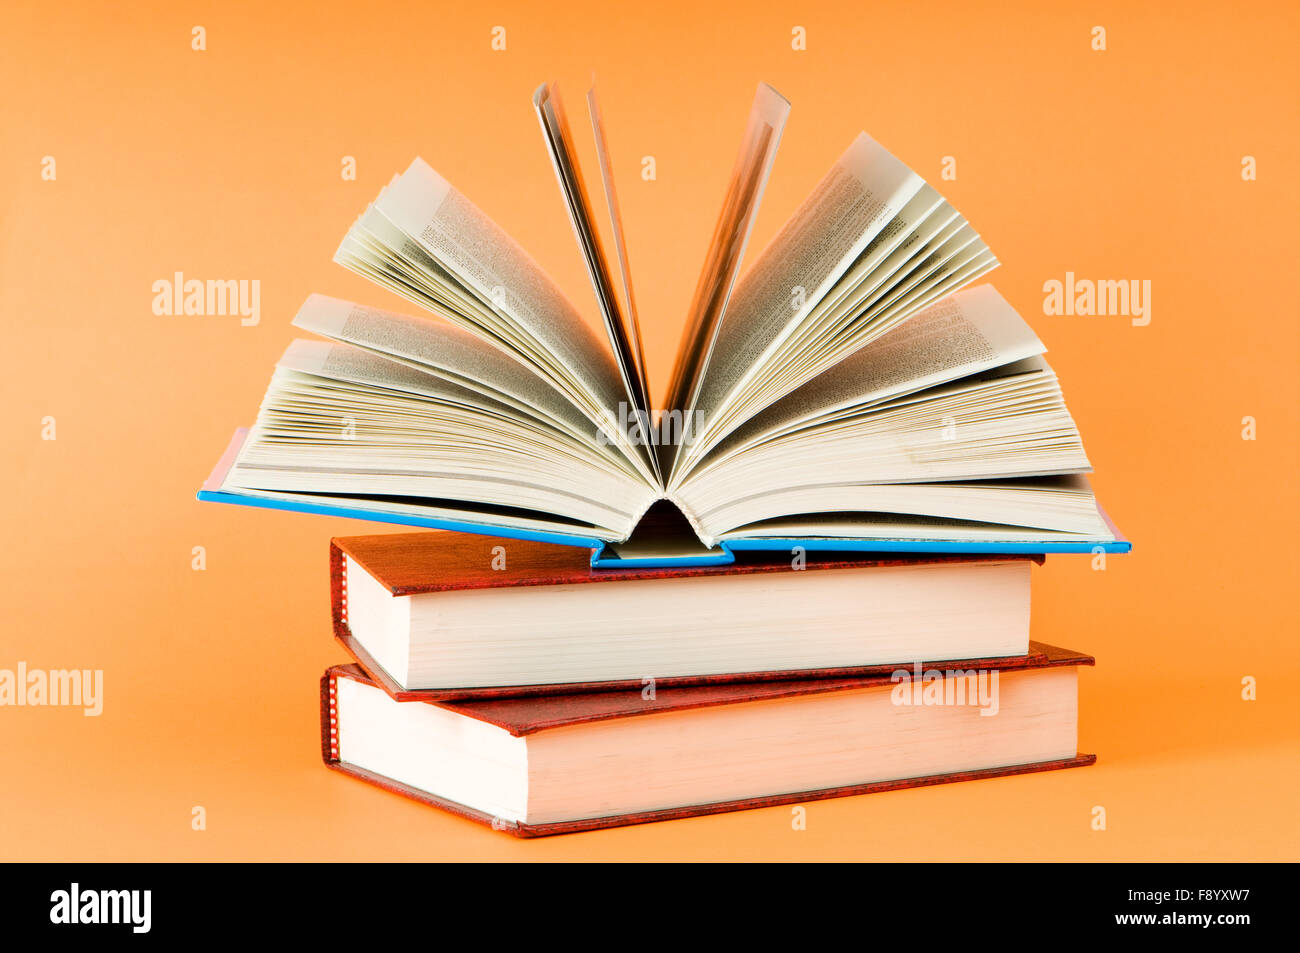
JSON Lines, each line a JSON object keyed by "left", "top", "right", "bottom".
{"left": 322, "top": 643, "right": 1094, "bottom": 837}
{"left": 331, "top": 531, "right": 1045, "bottom": 699}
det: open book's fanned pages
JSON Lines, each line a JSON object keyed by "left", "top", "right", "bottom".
{"left": 198, "top": 81, "right": 1129, "bottom": 564}
{"left": 664, "top": 82, "right": 790, "bottom": 416}
{"left": 322, "top": 644, "right": 1095, "bottom": 836}
{"left": 200, "top": 423, "right": 1129, "bottom": 567}
{"left": 533, "top": 81, "right": 656, "bottom": 482}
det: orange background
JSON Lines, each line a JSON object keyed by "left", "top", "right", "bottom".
{"left": 2, "top": 0, "right": 1297, "bottom": 860}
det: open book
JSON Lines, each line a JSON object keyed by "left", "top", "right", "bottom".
{"left": 200, "top": 82, "right": 1127, "bottom": 567}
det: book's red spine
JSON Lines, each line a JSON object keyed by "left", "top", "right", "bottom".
{"left": 330, "top": 539, "right": 349, "bottom": 651}
{"left": 320, "top": 670, "right": 337, "bottom": 765}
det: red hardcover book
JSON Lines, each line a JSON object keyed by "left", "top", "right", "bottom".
{"left": 321, "top": 643, "right": 1094, "bottom": 837}
{"left": 331, "top": 532, "right": 1046, "bottom": 700}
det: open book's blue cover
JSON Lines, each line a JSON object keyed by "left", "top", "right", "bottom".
{"left": 199, "top": 429, "right": 1131, "bottom": 569}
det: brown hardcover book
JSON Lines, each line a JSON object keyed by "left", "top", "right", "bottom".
{"left": 331, "top": 531, "right": 1046, "bottom": 700}
{"left": 321, "top": 643, "right": 1094, "bottom": 837}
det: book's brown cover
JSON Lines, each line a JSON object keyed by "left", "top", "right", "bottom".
{"left": 333, "top": 530, "right": 1042, "bottom": 594}
{"left": 321, "top": 645, "right": 1095, "bottom": 837}
{"left": 331, "top": 531, "right": 1045, "bottom": 701}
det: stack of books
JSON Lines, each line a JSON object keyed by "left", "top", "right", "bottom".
{"left": 320, "top": 533, "right": 1096, "bottom": 835}
{"left": 200, "top": 81, "right": 1127, "bottom": 836}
